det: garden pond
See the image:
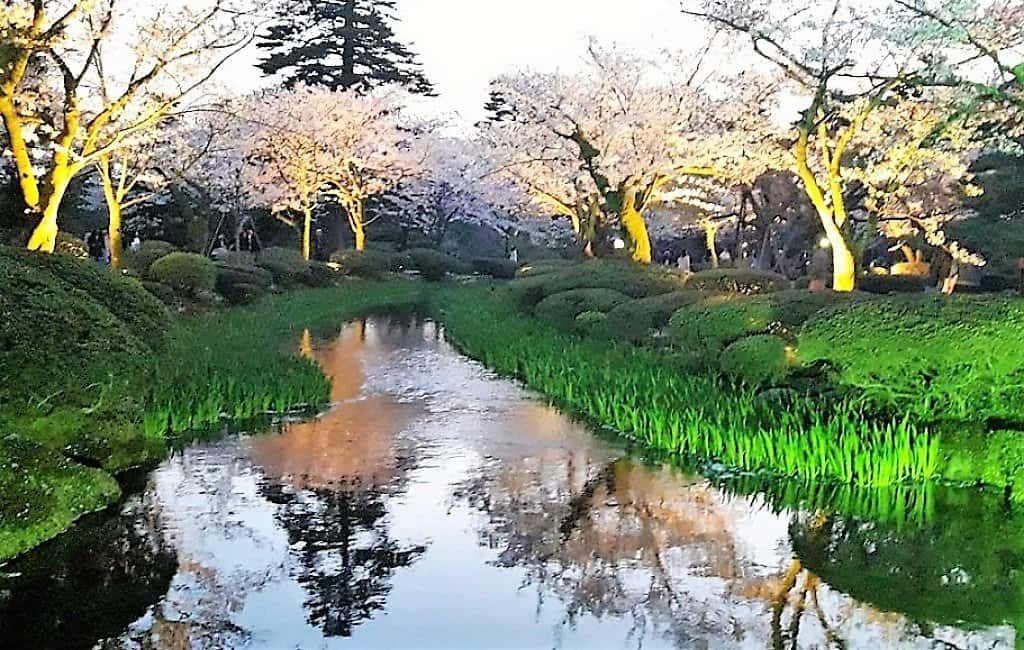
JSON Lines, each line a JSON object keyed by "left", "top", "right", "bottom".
{"left": 0, "top": 314, "right": 1021, "bottom": 649}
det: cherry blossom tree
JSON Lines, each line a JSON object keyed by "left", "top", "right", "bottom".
{"left": 0, "top": 0, "right": 255, "bottom": 253}
{"left": 479, "top": 43, "right": 723, "bottom": 264}
{"left": 241, "top": 85, "right": 419, "bottom": 259}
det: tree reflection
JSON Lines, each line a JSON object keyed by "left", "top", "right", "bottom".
{"left": 0, "top": 487, "right": 176, "bottom": 650}
{"left": 458, "top": 451, "right": 1014, "bottom": 648}
{"left": 251, "top": 318, "right": 428, "bottom": 638}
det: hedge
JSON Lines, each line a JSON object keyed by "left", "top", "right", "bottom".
{"left": 669, "top": 290, "right": 868, "bottom": 356}
{"left": 256, "top": 247, "right": 309, "bottom": 285}
{"left": 507, "top": 259, "right": 688, "bottom": 309}
{"left": 124, "top": 240, "right": 178, "bottom": 278}
{"left": 214, "top": 262, "right": 273, "bottom": 305}
{"left": 594, "top": 291, "right": 705, "bottom": 344}
{"left": 534, "top": 288, "right": 632, "bottom": 332}
{"left": 407, "top": 248, "right": 467, "bottom": 281}
{"left": 330, "top": 249, "right": 393, "bottom": 279}
{"left": 472, "top": 257, "right": 518, "bottom": 280}
{"left": 798, "top": 295, "right": 1024, "bottom": 422}
{"left": 149, "top": 252, "right": 216, "bottom": 295}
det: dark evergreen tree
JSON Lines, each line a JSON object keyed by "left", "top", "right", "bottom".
{"left": 482, "top": 88, "right": 516, "bottom": 123}
{"left": 257, "top": 0, "right": 434, "bottom": 95}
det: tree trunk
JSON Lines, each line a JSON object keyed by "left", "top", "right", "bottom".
{"left": 99, "top": 162, "right": 124, "bottom": 271}
{"left": 620, "top": 200, "right": 652, "bottom": 264}
{"left": 702, "top": 220, "right": 720, "bottom": 269}
{"left": 302, "top": 207, "right": 313, "bottom": 261}
{"left": 349, "top": 200, "right": 367, "bottom": 252}
{"left": 26, "top": 171, "right": 72, "bottom": 253}
{"left": 822, "top": 219, "right": 856, "bottom": 292}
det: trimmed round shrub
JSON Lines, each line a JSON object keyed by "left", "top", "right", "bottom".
{"left": 857, "top": 274, "right": 929, "bottom": 294}
{"left": 472, "top": 257, "right": 518, "bottom": 280}
{"left": 506, "top": 259, "right": 688, "bottom": 309}
{"left": 299, "top": 261, "right": 339, "bottom": 288}
{"left": 1, "top": 247, "right": 170, "bottom": 343}
{"left": 669, "top": 290, "right": 870, "bottom": 355}
{"left": 720, "top": 335, "right": 790, "bottom": 385}
{"left": 407, "top": 248, "right": 466, "bottom": 281}
{"left": 574, "top": 310, "right": 609, "bottom": 334}
{"left": 256, "top": 246, "right": 309, "bottom": 285}
{"left": 214, "top": 262, "right": 273, "bottom": 305}
{"left": 124, "top": 240, "right": 178, "bottom": 278}
{"left": 534, "top": 288, "right": 631, "bottom": 332}
{"left": 686, "top": 268, "right": 789, "bottom": 296}
{"left": 595, "top": 291, "right": 705, "bottom": 344}
{"left": 330, "top": 249, "right": 393, "bottom": 279}
{"left": 798, "top": 295, "right": 1024, "bottom": 420}
{"left": 149, "top": 252, "right": 216, "bottom": 295}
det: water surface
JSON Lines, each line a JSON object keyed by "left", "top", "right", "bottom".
{"left": 0, "top": 316, "right": 1019, "bottom": 649}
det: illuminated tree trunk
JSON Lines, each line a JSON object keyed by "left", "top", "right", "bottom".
{"left": 98, "top": 157, "right": 124, "bottom": 270}
{"left": 822, "top": 216, "right": 855, "bottom": 292}
{"left": 26, "top": 172, "right": 73, "bottom": 253}
{"left": 702, "top": 219, "right": 720, "bottom": 269}
{"left": 620, "top": 198, "right": 652, "bottom": 264}
{"left": 348, "top": 200, "right": 367, "bottom": 252}
{"left": 302, "top": 205, "right": 313, "bottom": 261}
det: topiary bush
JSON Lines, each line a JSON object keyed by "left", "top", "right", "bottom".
{"left": 142, "top": 281, "right": 176, "bottom": 305}
{"left": 506, "top": 259, "right": 688, "bottom": 309}
{"left": 407, "top": 248, "right": 466, "bottom": 281}
{"left": 330, "top": 249, "right": 393, "bottom": 279}
{"left": 472, "top": 257, "right": 518, "bottom": 280}
{"left": 148, "top": 252, "right": 216, "bottom": 296}
{"left": 1, "top": 247, "right": 171, "bottom": 344}
{"left": 256, "top": 246, "right": 309, "bottom": 286}
{"left": 719, "top": 335, "right": 791, "bottom": 385}
{"left": 214, "top": 262, "right": 273, "bottom": 305}
{"left": 534, "top": 288, "right": 632, "bottom": 332}
{"left": 299, "top": 261, "right": 339, "bottom": 288}
{"left": 669, "top": 290, "right": 869, "bottom": 356}
{"left": 55, "top": 232, "right": 88, "bottom": 259}
{"left": 798, "top": 295, "right": 1024, "bottom": 421}
{"left": 594, "top": 291, "right": 705, "bottom": 344}
{"left": 574, "top": 310, "right": 609, "bottom": 335}
{"left": 123, "top": 240, "right": 178, "bottom": 278}
{"left": 686, "top": 268, "right": 789, "bottom": 296}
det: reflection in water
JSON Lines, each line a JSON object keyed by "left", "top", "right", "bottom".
{"left": 0, "top": 315, "right": 1020, "bottom": 649}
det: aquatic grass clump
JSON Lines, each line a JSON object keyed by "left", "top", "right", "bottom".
{"left": 145, "top": 280, "right": 430, "bottom": 436}
{"left": 436, "top": 285, "right": 942, "bottom": 489}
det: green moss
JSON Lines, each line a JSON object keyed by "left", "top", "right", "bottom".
{"left": 0, "top": 435, "right": 120, "bottom": 562}
{"left": 719, "top": 335, "right": 791, "bottom": 385}
{"left": 149, "top": 252, "right": 216, "bottom": 295}
{"left": 686, "top": 268, "right": 790, "bottom": 295}
{"left": 798, "top": 295, "right": 1024, "bottom": 422}
{"left": 534, "top": 288, "right": 631, "bottom": 332}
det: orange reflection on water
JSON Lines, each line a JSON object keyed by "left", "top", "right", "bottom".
{"left": 251, "top": 321, "right": 421, "bottom": 491}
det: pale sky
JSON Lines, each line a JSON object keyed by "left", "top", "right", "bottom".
{"left": 224, "top": 0, "right": 712, "bottom": 123}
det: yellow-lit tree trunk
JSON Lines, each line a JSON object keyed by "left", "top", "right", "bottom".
{"left": 302, "top": 205, "right": 313, "bottom": 261}
{"left": 701, "top": 219, "right": 720, "bottom": 269}
{"left": 98, "top": 156, "right": 124, "bottom": 270}
{"left": 620, "top": 196, "right": 652, "bottom": 264}
{"left": 794, "top": 127, "right": 857, "bottom": 292}
{"left": 347, "top": 199, "right": 367, "bottom": 252}
{"left": 26, "top": 172, "right": 73, "bottom": 253}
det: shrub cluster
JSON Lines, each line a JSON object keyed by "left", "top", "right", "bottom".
{"left": 256, "top": 246, "right": 310, "bottom": 286}
{"left": 407, "top": 248, "right": 468, "bottom": 281}
{"left": 719, "top": 335, "right": 790, "bottom": 385}
{"left": 214, "top": 262, "right": 274, "bottom": 305}
{"left": 124, "top": 240, "right": 177, "bottom": 278}
{"left": 507, "top": 259, "right": 688, "bottom": 308}
{"left": 330, "top": 249, "right": 393, "bottom": 279}
{"left": 594, "top": 291, "right": 704, "bottom": 344}
{"left": 148, "top": 252, "right": 216, "bottom": 295}
{"left": 472, "top": 257, "right": 518, "bottom": 279}
{"left": 799, "top": 295, "right": 1024, "bottom": 421}
{"left": 685, "top": 268, "right": 790, "bottom": 295}
{"left": 534, "top": 288, "right": 631, "bottom": 332}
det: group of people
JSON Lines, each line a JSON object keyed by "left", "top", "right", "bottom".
{"left": 84, "top": 230, "right": 141, "bottom": 265}
{"left": 210, "top": 226, "right": 261, "bottom": 260}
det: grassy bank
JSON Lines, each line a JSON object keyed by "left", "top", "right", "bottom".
{"left": 0, "top": 246, "right": 428, "bottom": 562}
{"left": 435, "top": 281, "right": 1024, "bottom": 499}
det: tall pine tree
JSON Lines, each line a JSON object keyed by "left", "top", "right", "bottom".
{"left": 257, "top": 0, "right": 434, "bottom": 95}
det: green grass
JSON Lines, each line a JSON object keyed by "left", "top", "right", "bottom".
{"left": 145, "top": 280, "right": 430, "bottom": 436}
{"left": 435, "top": 283, "right": 942, "bottom": 489}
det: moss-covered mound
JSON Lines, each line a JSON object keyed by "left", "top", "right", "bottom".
{"left": 0, "top": 248, "right": 165, "bottom": 404}
{"left": 719, "top": 335, "right": 790, "bottom": 385}
{"left": 799, "top": 295, "right": 1024, "bottom": 422}
{"left": 0, "top": 435, "right": 120, "bottom": 562}
{"left": 594, "top": 291, "right": 705, "bottom": 344}
{"left": 686, "top": 268, "right": 789, "bottom": 295}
